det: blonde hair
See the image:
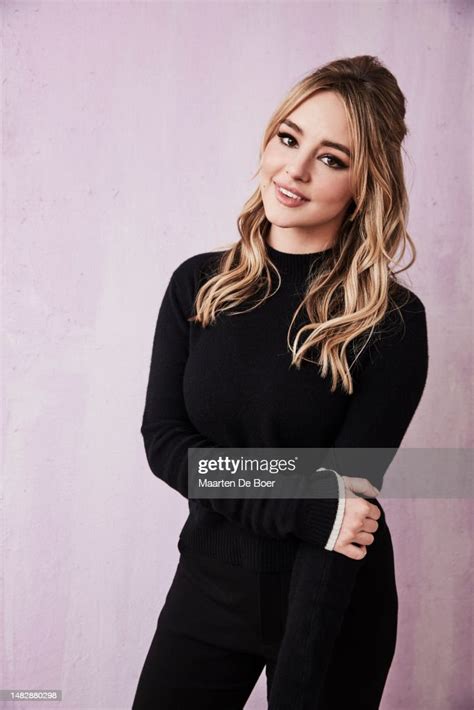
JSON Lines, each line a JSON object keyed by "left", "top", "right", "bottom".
{"left": 190, "top": 55, "right": 416, "bottom": 395}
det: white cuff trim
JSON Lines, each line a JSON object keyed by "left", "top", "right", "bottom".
{"left": 315, "top": 467, "right": 346, "bottom": 552}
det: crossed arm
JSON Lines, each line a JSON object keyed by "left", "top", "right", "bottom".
{"left": 140, "top": 264, "right": 429, "bottom": 551}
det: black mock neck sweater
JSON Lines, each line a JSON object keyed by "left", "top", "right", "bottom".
{"left": 140, "top": 239, "right": 429, "bottom": 574}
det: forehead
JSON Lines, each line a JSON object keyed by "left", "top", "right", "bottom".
{"left": 285, "top": 91, "right": 350, "bottom": 144}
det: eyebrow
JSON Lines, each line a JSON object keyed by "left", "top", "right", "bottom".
{"left": 281, "top": 118, "right": 352, "bottom": 159}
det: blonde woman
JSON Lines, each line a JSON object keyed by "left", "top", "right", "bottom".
{"left": 132, "top": 55, "right": 428, "bottom": 710}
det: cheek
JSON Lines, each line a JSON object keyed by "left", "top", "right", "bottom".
{"left": 260, "top": 167, "right": 279, "bottom": 195}
{"left": 260, "top": 144, "right": 281, "bottom": 176}
{"left": 314, "top": 172, "right": 352, "bottom": 204}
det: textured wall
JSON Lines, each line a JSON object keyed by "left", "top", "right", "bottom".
{"left": 2, "top": 1, "right": 472, "bottom": 709}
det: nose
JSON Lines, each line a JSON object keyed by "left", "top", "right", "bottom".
{"left": 285, "top": 158, "right": 311, "bottom": 183}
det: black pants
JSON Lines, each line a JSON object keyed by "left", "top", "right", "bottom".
{"left": 132, "top": 520, "right": 398, "bottom": 710}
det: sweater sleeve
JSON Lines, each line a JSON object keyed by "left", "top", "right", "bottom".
{"left": 318, "top": 288, "right": 429, "bottom": 550}
{"left": 320, "top": 470, "right": 346, "bottom": 551}
{"left": 140, "top": 262, "right": 339, "bottom": 550}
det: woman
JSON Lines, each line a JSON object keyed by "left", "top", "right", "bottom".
{"left": 132, "top": 55, "right": 429, "bottom": 710}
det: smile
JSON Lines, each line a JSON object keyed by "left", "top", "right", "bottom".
{"left": 273, "top": 182, "right": 310, "bottom": 207}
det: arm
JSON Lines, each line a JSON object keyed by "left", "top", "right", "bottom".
{"left": 140, "top": 262, "right": 339, "bottom": 549}
{"left": 320, "top": 288, "right": 429, "bottom": 550}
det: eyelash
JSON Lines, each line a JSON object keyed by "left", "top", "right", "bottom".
{"left": 276, "top": 131, "right": 348, "bottom": 170}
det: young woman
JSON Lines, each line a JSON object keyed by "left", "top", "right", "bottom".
{"left": 132, "top": 55, "right": 429, "bottom": 710}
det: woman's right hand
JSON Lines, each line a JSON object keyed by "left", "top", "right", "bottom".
{"left": 333, "top": 476, "right": 381, "bottom": 560}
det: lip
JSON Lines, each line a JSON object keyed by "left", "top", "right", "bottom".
{"left": 273, "top": 181, "right": 310, "bottom": 206}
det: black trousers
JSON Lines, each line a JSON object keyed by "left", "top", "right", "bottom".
{"left": 132, "top": 520, "right": 398, "bottom": 710}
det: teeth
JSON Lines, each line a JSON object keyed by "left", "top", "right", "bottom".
{"left": 279, "top": 186, "right": 304, "bottom": 200}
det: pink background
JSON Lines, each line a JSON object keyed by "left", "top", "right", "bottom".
{"left": 2, "top": 1, "right": 472, "bottom": 709}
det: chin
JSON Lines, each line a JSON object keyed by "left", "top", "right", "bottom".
{"left": 262, "top": 200, "right": 295, "bottom": 222}
{"left": 263, "top": 206, "right": 306, "bottom": 227}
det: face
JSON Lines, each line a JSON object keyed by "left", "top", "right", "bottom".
{"left": 259, "top": 90, "right": 354, "bottom": 250}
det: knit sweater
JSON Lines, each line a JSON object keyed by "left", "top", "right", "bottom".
{"left": 140, "top": 239, "right": 429, "bottom": 572}
{"left": 140, "top": 239, "right": 429, "bottom": 708}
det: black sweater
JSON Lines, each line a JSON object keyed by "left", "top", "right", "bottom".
{"left": 140, "top": 239, "right": 429, "bottom": 708}
{"left": 140, "top": 240, "right": 429, "bottom": 572}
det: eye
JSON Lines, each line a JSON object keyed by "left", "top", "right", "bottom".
{"left": 320, "top": 155, "right": 346, "bottom": 170}
{"left": 276, "top": 131, "right": 348, "bottom": 170}
{"left": 277, "top": 131, "right": 297, "bottom": 148}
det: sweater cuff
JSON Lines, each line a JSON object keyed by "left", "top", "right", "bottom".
{"left": 321, "top": 470, "right": 346, "bottom": 551}
{"left": 293, "top": 468, "right": 340, "bottom": 548}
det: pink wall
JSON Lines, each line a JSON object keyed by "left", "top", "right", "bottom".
{"left": 2, "top": 1, "right": 472, "bottom": 708}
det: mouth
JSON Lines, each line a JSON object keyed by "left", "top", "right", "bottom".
{"left": 273, "top": 181, "right": 310, "bottom": 207}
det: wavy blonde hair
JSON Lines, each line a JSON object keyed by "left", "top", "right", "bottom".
{"left": 189, "top": 55, "right": 416, "bottom": 395}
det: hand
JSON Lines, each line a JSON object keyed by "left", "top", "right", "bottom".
{"left": 333, "top": 476, "right": 381, "bottom": 560}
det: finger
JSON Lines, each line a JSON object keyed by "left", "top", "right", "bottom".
{"left": 336, "top": 540, "right": 368, "bottom": 559}
{"left": 367, "top": 502, "right": 382, "bottom": 520}
{"left": 344, "top": 476, "right": 379, "bottom": 498}
{"left": 349, "top": 543, "right": 367, "bottom": 560}
{"left": 362, "top": 518, "right": 379, "bottom": 533}
{"left": 341, "top": 477, "right": 358, "bottom": 497}
{"left": 354, "top": 531, "right": 375, "bottom": 545}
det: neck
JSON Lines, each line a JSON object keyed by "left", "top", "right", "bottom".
{"left": 264, "top": 238, "right": 334, "bottom": 282}
{"left": 266, "top": 234, "right": 335, "bottom": 255}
